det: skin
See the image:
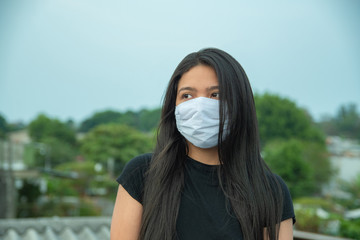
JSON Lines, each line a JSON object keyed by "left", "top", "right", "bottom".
{"left": 175, "top": 64, "right": 220, "bottom": 165}
{"left": 110, "top": 185, "right": 142, "bottom": 240}
{"left": 110, "top": 64, "right": 293, "bottom": 240}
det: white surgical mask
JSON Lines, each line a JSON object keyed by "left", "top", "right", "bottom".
{"left": 175, "top": 97, "right": 227, "bottom": 149}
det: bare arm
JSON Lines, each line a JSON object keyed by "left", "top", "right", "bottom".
{"left": 110, "top": 185, "right": 143, "bottom": 240}
{"left": 264, "top": 218, "right": 293, "bottom": 240}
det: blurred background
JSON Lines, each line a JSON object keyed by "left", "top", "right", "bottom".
{"left": 0, "top": 0, "right": 360, "bottom": 239}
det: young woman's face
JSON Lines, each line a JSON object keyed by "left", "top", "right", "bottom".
{"left": 176, "top": 65, "right": 219, "bottom": 106}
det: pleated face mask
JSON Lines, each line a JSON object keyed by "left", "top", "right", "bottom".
{"left": 175, "top": 97, "right": 228, "bottom": 149}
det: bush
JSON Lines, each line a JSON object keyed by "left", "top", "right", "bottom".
{"left": 295, "top": 207, "right": 321, "bottom": 232}
{"left": 339, "top": 219, "right": 360, "bottom": 239}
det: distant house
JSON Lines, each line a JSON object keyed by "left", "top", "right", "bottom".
{"left": 0, "top": 130, "right": 41, "bottom": 218}
{"left": 0, "top": 130, "right": 30, "bottom": 171}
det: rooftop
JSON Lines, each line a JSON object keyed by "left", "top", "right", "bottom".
{"left": 0, "top": 217, "right": 354, "bottom": 240}
{"left": 0, "top": 217, "right": 110, "bottom": 240}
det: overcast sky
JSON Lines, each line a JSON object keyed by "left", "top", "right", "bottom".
{"left": 0, "top": 0, "right": 359, "bottom": 124}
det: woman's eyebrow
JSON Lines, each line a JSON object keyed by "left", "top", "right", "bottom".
{"left": 207, "top": 86, "right": 219, "bottom": 91}
{"left": 178, "top": 87, "right": 196, "bottom": 93}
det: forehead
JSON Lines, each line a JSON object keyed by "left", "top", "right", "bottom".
{"left": 177, "top": 65, "right": 218, "bottom": 88}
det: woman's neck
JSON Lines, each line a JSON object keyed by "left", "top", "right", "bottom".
{"left": 187, "top": 142, "right": 220, "bottom": 165}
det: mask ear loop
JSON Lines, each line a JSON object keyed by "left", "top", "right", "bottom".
{"left": 218, "top": 99, "right": 230, "bottom": 143}
{"left": 218, "top": 99, "right": 225, "bottom": 166}
{"left": 183, "top": 136, "right": 189, "bottom": 155}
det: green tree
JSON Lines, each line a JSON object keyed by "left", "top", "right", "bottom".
{"left": 255, "top": 93, "right": 324, "bottom": 146}
{"left": 255, "top": 93, "right": 334, "bottom": 197}
{"left": 293, "top": 197, "right": 344, "bottom": 235}
{"left": 319, "top": 103, "right": 360, "bottom": 140}
{"left": 317, "top": 115, "right": 338, "bottom": 136}
{"left": 264, "top": 139, "right": 334, "bottom": 198}
{"left": 7, "top": 122, "right": 26, "bottom": 132}
{"left": 264, "top": 139, "right": 316, "bottom": 198}
{"left": 0, "top": 113, "right": 8, "bottom": 139}
{"left": 117, "top": 110, "right": 139, "bottom": 129}
{"left": 79, "top": 108, "right": 161, "bottom": 133}
{"left": 339, "top": 173, "right": 360, "bottom": 209}
{"left": 334, "top": 103, "right": 360, "bottom": 139}
{"left": 80, "top": 123, "right": 154, "bottom": 174}
{"left": 116, "top": 109, "right": 161, "bottom": 132}
{"left": 40, "top": 161, "right": 106, "bottom": 217}
{"left": 28, "top": 114, "right": 76, "bottom": 145}
{"left": 17, "top": 180, "right": 42, "bottom": 218}
{"left": 79, "top": 110, "right": 122, "bottom": 133}
{"left": 138, "top": 108, "right": 161, "bottom": 132}
{"left": 52, "top": 160, "right": 118, "bottom": 199}
{"left": 27, "top": 114, "right": 78, "bottom": 167}
{"left": 302, "top": 141, "right": 333, "bottom": 187}
{"left": 52, "top": 161, "right": 99, "bottom": 196}
{"left": 31, "top": 137, "right": 78, "bottom": 167}
{"left": 339, "top": 219, "right": 360, "bottom": 239}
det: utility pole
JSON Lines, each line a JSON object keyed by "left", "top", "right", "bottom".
{"left": 0, "top": 140, "right": 5, "bottom": 218}
{"left": 0, "top": 140, "right": 16, "bottom": 218}
{"left": 107, "top": 157, "right": 115, "bottom": 178}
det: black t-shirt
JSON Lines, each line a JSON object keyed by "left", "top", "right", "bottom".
{"left": 117, "top": 153, "right": 295, "bottom": 240}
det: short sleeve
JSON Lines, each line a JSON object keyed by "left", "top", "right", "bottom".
{"left": 275, "top": 175, "right": 296, "bottom": 224}
{"left": 116, "top": 153, "right": 152, "bottom": 204}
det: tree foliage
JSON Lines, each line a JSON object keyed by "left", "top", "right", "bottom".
{"left": 339, "top": 173, "right": 360, "bottom": 209}
{"left": 79, "top": 108, "right": 161, "bottom": 133}
{"left": 119, "top": 108, "right": 161, "bottom": 132}
{"left": 256, "top": 93, "right": 333, "bottom": 198}
{"left": 28, "top": 114, "right": 76, "bottom": 145}
{"left": 0, "top": 113, "right": 8, "bottom": 139}
{"left": 79, "top": 110, "right": 123, "bottom": 133}
{"left": 35, "top": 137, "right": 78, "bottom": 167}
{"left": 138, "top": 108, "right": 161, "bottom": 131}
{"left": 27, "top": 114, "right": 78, "bottom": 167}
{"left": 7, "top": 122, "right": 26, "bottom": 132}
{"left": 264, "top": 138, "right": 335, "bottom": 198}
{"left": 255, "top": 93, "right": 324, "bottom": 146}
{"left": 264, "top": 139, "right": 315, "bottom": 198}
{"left": 320, "top": 103, "right": 360, "bottom": 140}
{"left": 80, "top": 124, "right": 154, "bottom": 174}
{"left": 16, "top": 180, "right": 42, "bottom": 218}
{"left": 52, "top": 161, "right": 99, "bottom": 196}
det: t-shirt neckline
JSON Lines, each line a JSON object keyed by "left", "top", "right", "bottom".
{"left": 186, "top": 155, "right": 219, "bottom": 173}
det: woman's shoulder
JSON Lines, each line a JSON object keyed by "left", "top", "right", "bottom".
{"left": 265, "top": 171, "right": 289, "bottom": 191}
{"left": 267, "top": 172, "right": 296, "bottom": 223}
{"left": 273, "top": 174, "right": 288, "bottom": 188}
{"left": 117, "top": 153, "right": 152, "bottom": 184}
{"left": 265, "top": 172, "right": 293, "bottom": 203}
{"left": 123, "top": 153, "right": 152, "bottom": 171}
{"left": 116, "top": 153, "right": 153, "bottom": 204}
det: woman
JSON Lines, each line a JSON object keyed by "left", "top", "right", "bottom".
{"left": 111, "top": 48, "right": 295, "bottom": 240}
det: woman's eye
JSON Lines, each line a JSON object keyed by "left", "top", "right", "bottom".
{"left": 211, "top": 93, "right": 220, "bottom": 98}
{"left": 182, "top": 93, "right": 192, "bottom": 99}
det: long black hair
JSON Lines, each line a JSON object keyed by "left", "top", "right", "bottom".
{"left": 140, "top": 48, "right": 283, "bottom": 240}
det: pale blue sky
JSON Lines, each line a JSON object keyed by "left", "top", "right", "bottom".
{"left": 0, "top": 0, "right": 359, "bottom": 123}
